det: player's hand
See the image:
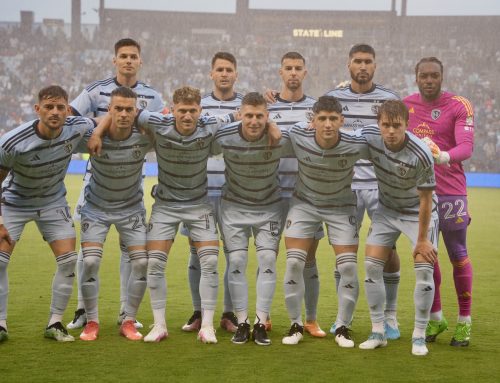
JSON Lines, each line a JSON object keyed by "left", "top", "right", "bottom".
{"left": 0, "top": 224, "right": 13, "bottom": 246}
{"left": 412, "top": 239, "right": 437, "bottom": 264}
{"left": 422, "top": 137, "right": 450, "bottom": 165}
{"left": 336, "top": 80, "right": 351, "bottom": 88}
{"left": 264, "top": 89, "right": 278, "bottom": 104}
{"left": 266, "top": 121, "right": 282, "bottom": 147}
{"left": 87, "top": 134, "right": 103, "bottom": 156}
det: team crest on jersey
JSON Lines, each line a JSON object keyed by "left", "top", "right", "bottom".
{"left": 138, "top": 100, "right": 148, "bottom": 109}
{"left": 132, "top": 149, "right": 142, "bottom": 159}
{"left": 196, "top": 138, "right": 205, "bottom": 149}
{"left": 81, "top": 222, "right": 89, "bottom": 233}
{"left": 371, "top": 105, "right": 380, "bottom": 114}
{"left": 305, "top": 111, "right": 314, "bottom": 122}
{"left": 263, "top": 151, "right": 272, "bottom": 160}
{"left": 397, "top": 164, "right": 409, "bottom": 177}
{"left": 431, "top": 109, "right": 441, "bottom": 120}
{"left": 64, "top": 142, "right": 73, "bottom": 153}
{"left": 338, "top": 158, "right": 348, "bottom": 168}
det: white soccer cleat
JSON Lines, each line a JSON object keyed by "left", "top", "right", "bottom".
{"left": 282, "top": 323, "right": 304, "bottom": 345}
{"left": 411, "top": 337, "right": 429, "bottom": 356}
{"left": 334, "top": 325, "right": 354, "bottom": 348}
{"left": 198, "top": 326, "right": 218, "bottom": 344}
{"left": 359, "top": 332, "right": 387, "bottom": 350}
{"left": 144, "top": 324, "right": 168, "bottom": 343}
{"left": 67, "top": 308, "right": 87, "bottom": 330}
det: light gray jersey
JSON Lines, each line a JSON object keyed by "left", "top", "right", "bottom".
{"left": 137, "top": 110, "right": 234, "bottom": 206}
{"left": 361, "top": 125, "right": 437, "bottom": 220}
{"left": 212, "top": 122, "right": 293, "bottom": 208}
{"left": 0, "top": 117, "right": 95, "bottom": 208}
{"left": 268, "top": 94, "right": 316, "bottom": 198}
{"left": 290, "top": 122, "right": 368, "bottom": 209}
{"left": 201, "top": 92, "right": 243, "bottom": 197}
{"left": 325, "top": 84, "right": 400, "bottom": 190}
{"left": 79, "top": 129, "right": 153, "bottom": 211}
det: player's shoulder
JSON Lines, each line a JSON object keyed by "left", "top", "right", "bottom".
{"left": 214, "top": 121, "right": 240, "bottom": 140}
{"left": 403, "top": 92, "right": 419, "bottom": 104}
{"left": 446, "top": 92, "right": 474, "bottom": 114}
{"left": 0, "top": 120, "right": 37, "bottom": 150}
{"left": 373, "top": 84, "right": 400, "bottom": 99}
{"left": 324, "top": 85, "right": 350, "bottom": 97}
{"left": 405, "top": 132, "right": 433, "bottom": 166}
{"left": 84, "top": 77, "right": 115, "bottom": 92}
{"left": 289, "top": 122, "right": 314, "bottom": 137}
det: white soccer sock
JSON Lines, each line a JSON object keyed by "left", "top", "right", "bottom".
{"left": 187, "top": 245, "right": 202, "bottom": 312}
{"left": 430, "top": 310, "right": 443, "bottom": 321}
{"left": 364, "top": 256, "right": 385, "bottom": 329}
{"left": 228, "top": 250, "right": 248, "bottom": 314}
{"left": 49, "top": 251, "right": 78, "bottom": 326}
{"left": 124, "top": 250, "right": 148, "bottom": 321}
{"left": 147, "top": 250, "right": 168, "bottom": 325}
{"left": 119, "top": 242, "right": 131, "bottom": 313}
{"left": 414, "top": 263, "right": 434, "bottom": 332}
{"left": 304, "top": 260, "right": 319, "bottom": 322}
{"left": 75, "top": 247, "right": 85, "bottom": 310}
{"left": 255, "top": 310, "right": 268, "bottom": 325}
{"left": 0, "top": 251, "right": 10, "bottom": 325}
{"left": 284, "top": 248, "right": 307, "bottom": 325}
{"left": 383, "top": 271, "right": 400, "bottom": 319}
{"left": 236, "top": 311, "right": 248, "bottom": 325}
{"left": 201, "top": 309, "right": 215, "bottom": 328}
{"left": 80, "top": 247, "right": 102, "bottom": 323}
{"left": 198, "top": 246, "right": 219, "bottom": 314}
{"left": 458, "top": 315, "right": 472, "bottom": 324}
{"left": 256, "top": 249, "right": 277, "bottom": 315}
{"left": 222, "top": 245, "right": 233, "bottom": 313}
{"left": 336, "top": 253, "right": 358, "bottom": 327}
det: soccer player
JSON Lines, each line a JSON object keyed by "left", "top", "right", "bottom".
{"left": 67, "top": 37, "right": 165, "bottom": 330}
{"left": 358, "top": 100, "right": 438, "bottom": 356}
{"left": 281, "top": 96, "right": 367, "bottom": 347}
{"left": 325, "top": 44, "right": 402, "bottom": 338}
{"left": 0, "top": 85, "right": 95, "bottom": 342}
{"left": 77, "top": 87, "right": 152, "bottom": 341}
{"left": 266, "top": 52, "right": 326, "bottom": 337}
{"left": 181, "top": 52, "right": 242, "bottom": 334}
{"left": 404, "top": 57, "right": 474, "bottom": 347}
{"left": 212, "top": 92, "right": 291, "bottom": 346}
{"left": 133, "top": 86, "right": 236, "bottom": 344}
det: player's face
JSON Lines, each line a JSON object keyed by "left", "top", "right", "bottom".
{"left": 173, "top": 102, "right": 202, "bottom": 136}
{"left": 348, "top": 52, "right": 376, "bottom": 86}
{"left": 113, "top": 45, "right": 142, "bottom": 78}
{"left": 210, "top": 59, "right": 237, "bottom": 93}
{"left": 109, "top": 96, "right": 137, "bottom": 133}
{"left": 280, "top": 58, "right": 307, "bottom": 91}
{"left": 313, "top": 111, "right": 344, "bottom": 142}
{"left": 378, "top": 113, "right": 408, "bottom": 152}
{"left": 34, "top": 97, "right": 70, "bottom": 133}
{"left": 416, "top": 62, "right": 443, "bottom": 102}
{"left": 240, "top": 104, "right": 269, "bottom": 142}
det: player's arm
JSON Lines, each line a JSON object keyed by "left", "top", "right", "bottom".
{"left": 266, "top": 121, "right": 282, "bottom": 147}
{"left": 412, "top": 189, "right": 437, "bottom": 264}
{"left": 0, "top": 168, "right": 13, "bottom": 246}
{"left": 87, "top": 114, "right": 112, "bottom": 156}
{"left": 263, "top": 89, "right": 278, "bottom": 104}
{"left": 449, "top": 100, "right": 474, "bottom": 162}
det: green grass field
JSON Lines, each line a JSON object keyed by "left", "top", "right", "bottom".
{"left": 1, "top": 175, "right": 499, "bottom": 382}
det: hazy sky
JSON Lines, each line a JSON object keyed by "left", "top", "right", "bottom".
{"left": 3, "top": 0, "right": 500, "bottom": 23}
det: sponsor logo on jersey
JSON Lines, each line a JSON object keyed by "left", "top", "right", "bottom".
{"left": 30, "top": 154, "right": 41, "bottom": 161}
{"left": 272, "top": 113, "right": 282, "bottom": 119}
{"left": 431, "top": 109, "right": 441, "bottom": 120}
{"left": 342, "top": 105, "right": 349, "bottom": 112}
{"left": 409, "top": 107, "right": 415, "bottom": 113}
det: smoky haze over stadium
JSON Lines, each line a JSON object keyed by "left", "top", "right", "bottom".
{"left": 0, "top": 0, "right": 498, "bottom": 172}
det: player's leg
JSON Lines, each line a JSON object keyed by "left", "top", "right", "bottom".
{"left": 183, "top": 235, "right": 202, "bottom": 332}
{"left": 0, "top": 237, "right": 15, "bottom": 342}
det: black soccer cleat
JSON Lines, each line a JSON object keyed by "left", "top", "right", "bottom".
{"left": 252, "top": 323, "right": 271, "bottom": 346}
{"left": 231, "top": 322, "right": 251, "bottom": 344}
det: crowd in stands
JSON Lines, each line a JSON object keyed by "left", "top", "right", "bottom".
{"left": 0, "top": 21, "right": 498, "bottom": 172}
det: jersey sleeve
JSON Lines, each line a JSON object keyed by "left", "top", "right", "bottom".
{"left": 416, "top": 148, "right": 436, "bottom": 191}
{"left": 203, "top": 113, "right": 236, "bottom": 135}
{"left": 136, "top": 109, "right": 167, "bottom": 133}
{"left": 149, "top": 94, "right": 167, "bottom": 113}
{"left": 70, "top": 88, "right": 96, "bottom": 117}
{"left": 449, "top": 96, "right": 474, "bottom": 162}
{"left": 279, "top": 130, "right": 294, "bottom": 157}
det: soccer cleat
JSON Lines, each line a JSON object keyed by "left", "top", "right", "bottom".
{"left": 45, "top": 322, "right": 75, "bottom": 342}
{"left": 219, "top": 312, "right": 238, "bottom": 333}
{"left": 450, "top": 321, "right": 471, "bottom": 347}
{"left": 198, "top": 326, "right": 218, "bottom": 344}
{"left": 384, "top": 318, "right": 401, "bottom": 340}
{"left": 252, "top": 323, "right": 271, "bottom": 346}
{"left": 79, "top": 321, "right": 99, "bottom": 341}
{"left": 67, "top": 308, "right": 87, "bottom": 330}
{"left": 120, "top": 320, "right": 143, "bottom": 341}
{"left": 359, "top": 332, "right": 387, "bottom": 350}
{"left": 181, "top": 311, "right": 202, "bottom": 332}
{"left": 335, "top": 325, "right": 354, "bottom": 348}
{"left": 231, "top": 323, "right": 251, "bottom": 344}
{"left": 0, "top": 326, "right": 8, "bottom": 342}
{"left": 412, "top": 337, "right": 429, "bottom": 356}
{"left": 117, "top": 312, "right": 143, "bottom": 329}
{"left": 329, "top": 322, "right": 337, "bottom": 334}
{"left": 282, "top": 323, "right": 304, "bottom": 345}
{"left": 144, "top": 324, "right": 168, "bottom": 343}
{"left": 425, "top": 317, "right": 448, "bottom": 342}
{"left": 304, "top": 320, "right": 327, "bottom": 338}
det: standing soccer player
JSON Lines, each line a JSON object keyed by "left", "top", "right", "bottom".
{"left": 0, "top": 85, "right": 95, "bottom": 342}
{"left": 404, "top": 57, "right": 474, "bottom": 347}
{"left": 67, "top": 38, "right": 165, "bottom": 330}
{"left": 78, "top": 87, "right": 152, "bottom": 341}
{"left": 281, "top": 96, "right": 367, "bottom": 347}
{"left": 181, "top": 52, "right": 242, "bottom": 334}
{"left": 325, "top": 44, "right": 402, "bottom": 338}
{"left": 212, "top": 92, "right": 291, "bottom": 346}
{"left": 358, "top": 100, "right": 438, "bottom": 356}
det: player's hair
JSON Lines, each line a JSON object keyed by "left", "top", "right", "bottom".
{"left": 114, "top": 38, "right": 141, "bottom": 55}
{"left": 313, "top": 96, "right": 342, "bottom": 114}
{"left": 212, "top": 52, "right": 237, "bottom": 69}
{"left": 110, "top": 86, "right": 137, "bottom": 100}
{"left": 241, "top": 92, "right": 267, "bottom": 108}
{"left": 349, "top": 43, "right": 376, "bottom": 59}
{"left": 415, "top": 57, "right": 444, "bottom": 76}
{"left": 173, "top": 86, "right": 201, "bottom": 105}
{"left": 38, "top": 85, "right": 68, "bottom": 102}
{"left": 377, "top": 100, "right": 409, "bottom": 123}
{"left": 281, "top": 51, "right": 305, "bottom": 65}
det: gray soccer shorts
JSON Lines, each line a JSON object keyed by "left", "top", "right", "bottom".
{"left": 219, "top": 199, "right": 283, "bottom": 252}
{"left": 282, "top": 197, "right": 324, "bottom": 240}
{"left": 355, "top": 188, "right": 379, "bottom": 227}
{"left": 80, "top": 202, "right": 147, "bottom": 247}
{"left": 147, "top": 202, "right": 218, "bottom": 242}
{"left": 180, "top": 195, "right": 222, "bottom": 237}
{"left": 2, "top": 201, "right": 75, "bottom": 243}
{"left": 284, "top": 198, "right": 359, "bottom": 246}
{"left": 367, "top": 209, "right": 439, "bottom": 249}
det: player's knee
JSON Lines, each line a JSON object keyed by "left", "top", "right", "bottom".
{"left": 228, "top": 250, "right": 247, "bottom": 271}
{"left": 258, "top": 250, "right": 276, "bottom": 270}
{"left": 200, "top": 254, "right": 218, "bottom": 273}
{"left": 337, "top": 257, "right": 357, "bottom": 280}
{"left": 286, "top": 256, "right": 305, "bottom": 274}
{"left": 365, "top": 257, "right": 384, "bottom": 280}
